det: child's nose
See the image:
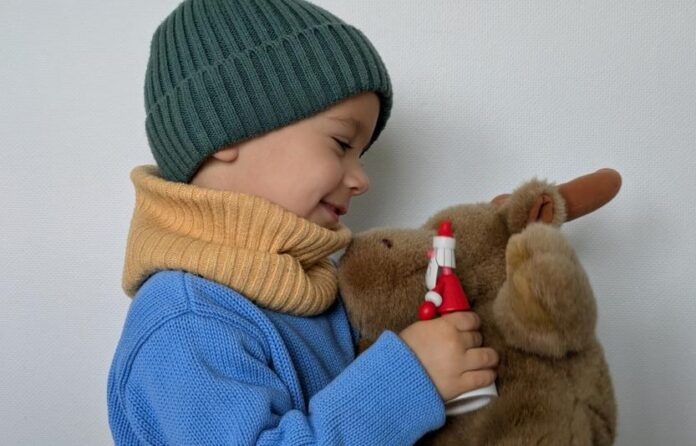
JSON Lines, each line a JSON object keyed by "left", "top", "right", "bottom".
{"left": 345, "top": 162, "right": 370, "bottom": 195}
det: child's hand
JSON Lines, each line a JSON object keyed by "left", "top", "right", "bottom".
{"left": 398, "top": 311, "right": 499, "bottom": 402}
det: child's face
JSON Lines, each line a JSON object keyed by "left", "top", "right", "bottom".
{"left": 190, "top": 91, "right": 380, "bottom": 229}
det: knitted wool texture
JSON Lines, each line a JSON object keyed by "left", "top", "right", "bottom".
{"left": 122, "top": 164, "right": 352, "bottom": 316}
{"left": 108, "top": 270, "right": 447, "bottom": 444}
{"left": 145, "top": 0, "right": 393, "bottom": 183}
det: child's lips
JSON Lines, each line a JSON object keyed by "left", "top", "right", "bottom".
{"left": 321, "top": 201, "right": 344, "bottom": 222}
{"left": 321, "top": 203, "right": 338, "bottom": 222}
{"left": 321, "top": 201, "right": 347, "bottom": 216}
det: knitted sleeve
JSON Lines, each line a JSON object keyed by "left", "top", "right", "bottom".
{"left": 116, "top": 313, "right": 446, "bottom": 445}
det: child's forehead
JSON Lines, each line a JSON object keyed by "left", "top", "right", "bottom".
{"left": 326, "top": 116, "right": 361, "bottom": 132}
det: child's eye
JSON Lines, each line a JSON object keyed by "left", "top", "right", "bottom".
{"left": 332, "top": 137, "right": 352, "bottom": 152}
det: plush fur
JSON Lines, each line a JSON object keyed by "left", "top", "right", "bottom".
{"left": 337, "top": 175, "right": 618, "bottom": 445}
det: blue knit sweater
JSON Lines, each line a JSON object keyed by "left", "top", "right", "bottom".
{"left": 107, "top": 270, "right": 446, "bottom": 445}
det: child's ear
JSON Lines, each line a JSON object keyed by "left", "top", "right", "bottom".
{"left": 211, "top": 146, "right": 240, "bottom": 162}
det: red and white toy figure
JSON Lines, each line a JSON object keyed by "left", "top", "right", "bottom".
{"left": 419, "top": 220, "right": 499, "bottom": 416}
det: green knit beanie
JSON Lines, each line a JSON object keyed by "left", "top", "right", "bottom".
{"left": 144, "top": 0, "right": 393, "bottom": 183}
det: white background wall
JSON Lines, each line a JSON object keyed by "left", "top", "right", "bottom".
{"left": 2, "top": 0, "right": 694, "bottom": 444}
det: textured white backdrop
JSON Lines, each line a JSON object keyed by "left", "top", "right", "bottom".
{"left": 1, "top": 0, "right": 694, "bottom": 444}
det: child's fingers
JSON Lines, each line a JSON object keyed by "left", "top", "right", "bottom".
{"left": 459, "top": 331, "right": 483, "bottom": 349}
{"left": 461, "top": 347, "right": 499, "bottom": 372}
{"left": 459, "top": 369, "right": 497, "bottom": 393}
{"left": 441, "top": 311, "right": 481, "bottom": 332}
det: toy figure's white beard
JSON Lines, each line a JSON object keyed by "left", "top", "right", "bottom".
{"left": 435, "top": 245, "right": 456, "bottom": 269}
{"left": 425, "top": 257, "right": 438, "bottom": 290}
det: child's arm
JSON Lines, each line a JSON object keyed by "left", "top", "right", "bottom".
{"left": 111, "top": 312, "right": 445, "bottom": 445}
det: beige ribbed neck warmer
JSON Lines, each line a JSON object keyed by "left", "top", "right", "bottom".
{"left": 121, "top": 165, "right": 353, "bottom": 316}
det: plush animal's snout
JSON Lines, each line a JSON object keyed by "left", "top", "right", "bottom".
{"left": 381, "top": 238, "right": 393, "bottom": 248}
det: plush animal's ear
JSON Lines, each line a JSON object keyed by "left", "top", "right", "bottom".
{"left": 493, "top": 168, "right": 622, "bottom": 232}
{"left": 498, "top": 179, "right": 568, "bottom": 235}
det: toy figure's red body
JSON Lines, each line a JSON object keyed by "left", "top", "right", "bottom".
{"left": 430, "top": 268, "right": 471, "bottom": 314}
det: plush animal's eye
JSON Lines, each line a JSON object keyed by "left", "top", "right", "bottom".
{"left": 381, "top": 238, "right": 393, "bottom": 249}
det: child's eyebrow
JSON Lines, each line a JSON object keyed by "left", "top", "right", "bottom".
{"left": 327, "top": 116, "right": 361, "bottom": 133}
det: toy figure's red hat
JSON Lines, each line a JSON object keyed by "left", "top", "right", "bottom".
{"left": 438, "top": 220, "right": 453, "bottom": 237}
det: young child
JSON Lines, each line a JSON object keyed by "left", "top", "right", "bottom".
{"left": 107, "top": 0, "right": 499, "bottom": 444}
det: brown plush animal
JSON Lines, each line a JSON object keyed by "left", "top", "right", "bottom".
{"left": 337, "top": 169, "right": 621, "bottom": 445}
